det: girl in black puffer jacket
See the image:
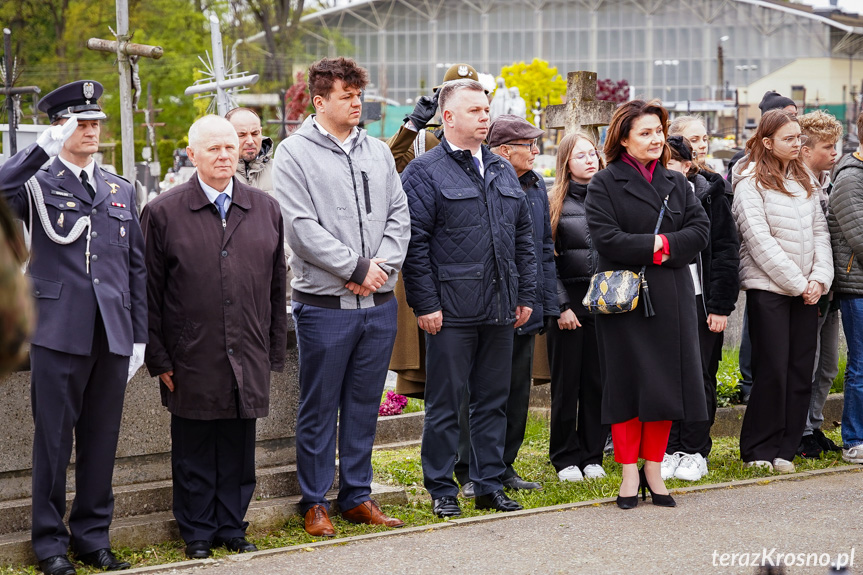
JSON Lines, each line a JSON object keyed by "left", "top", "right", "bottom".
{"left": 663, "top": 130, "right": 740, "bottom": 482}
{"left": 546, "top": 132, "right": 609, "bottom": 482}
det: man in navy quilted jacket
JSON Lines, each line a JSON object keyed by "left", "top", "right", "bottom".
{"left": 401, "top": 79, "right": 537, "bottom": 518}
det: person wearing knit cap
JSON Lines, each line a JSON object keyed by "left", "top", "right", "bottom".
{"left": 759, "top": 91, "right": 798, "bottom": 115}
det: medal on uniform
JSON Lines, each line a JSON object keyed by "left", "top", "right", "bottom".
{"left": 108, "top": 182, "right": 120, "bottom": 194}
{"left": 120, "top": 225, "right": 126, "bottom": 238}
{"left": 57, "top": 170, "right": 65, "bottom": 177}
{"left": 57, "top": 213, "right": 64, "bottom": 228}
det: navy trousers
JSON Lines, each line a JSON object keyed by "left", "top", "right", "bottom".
{"left": 170, "top": 415, "right": 256, "bottom": 543}
{"left": 293, "top": 299, "right": 397, "bottom": 514}
{"left": 423, "top": 324, "right": 512, "bottom": 499}
{"left": 30, "top": 317, "right": 128, "bottom": 560}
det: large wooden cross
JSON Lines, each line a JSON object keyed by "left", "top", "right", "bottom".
{"left": 545, "top": 71, "right": 616, "bottom": 142}
{"left": 86, "top": 0, "right": 163, "bottom": 183}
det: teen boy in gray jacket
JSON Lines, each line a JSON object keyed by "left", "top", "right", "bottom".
{"left": 272, "top": 57, "right": 410, "bottom": 537}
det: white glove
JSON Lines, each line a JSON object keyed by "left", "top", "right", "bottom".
{"left": 36, "top": 117, "right": 78, "bottom": 157}
{"left": 127, "top": 343, "right": 146, "bottom": 383}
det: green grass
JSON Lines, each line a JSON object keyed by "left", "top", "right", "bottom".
{"left": 0, "top": 413, "right": 850, "bottom": 574}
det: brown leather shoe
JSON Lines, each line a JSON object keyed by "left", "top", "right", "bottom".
{"left": 341, "top": 500, "right": 405, "bottom": 528}
{"left": 304, "top": 504, "right": 336, "bottom": 537}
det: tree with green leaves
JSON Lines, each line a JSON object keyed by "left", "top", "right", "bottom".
{"left": 498, "top": 58, "right": 566, "bottom": 126}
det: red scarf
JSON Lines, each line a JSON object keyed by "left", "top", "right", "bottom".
{"left": 621, "top": 152, "right": 658, "bottom": 183}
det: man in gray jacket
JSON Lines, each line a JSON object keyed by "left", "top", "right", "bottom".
{"left": 827, "top": 111, "right": 863, "bottom": 465}
{"left": 273, "top": 57, "right": 411, "bottom": 537}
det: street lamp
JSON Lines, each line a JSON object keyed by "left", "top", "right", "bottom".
{"left": 717, "top": 35, "right": 729, "bottom": 100}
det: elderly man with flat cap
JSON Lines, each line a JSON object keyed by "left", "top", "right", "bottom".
{"left": 453, "top": 115, "right": 559, "bottom": 496}
{"left": 0, "top": 80, "right": 147, "bottom": 575}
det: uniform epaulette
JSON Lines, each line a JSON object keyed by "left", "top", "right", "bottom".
{"left": 105, "top": 172, "right": 132, "bottom": 185}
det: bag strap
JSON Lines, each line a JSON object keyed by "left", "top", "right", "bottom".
{"left": 638, "top": 194, "right": 670, "bottom": 278}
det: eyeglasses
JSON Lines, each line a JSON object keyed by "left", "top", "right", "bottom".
{"left": 569, "top": 150, "right": 598, "bottom": 162}
{"left": 507, "top": 139, "right": 538, "bottom": 149}
{"left": 774, "top": 134, "right": 809, "bottom": 146}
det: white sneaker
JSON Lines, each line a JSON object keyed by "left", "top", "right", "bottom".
{"left": 660, "top": 452, "right": 684, "bottom": 480}
{"left": 557, "top": 465, "right": 584, "bottom": 482}
{"left": 772, "top": 458, "right": 796, "bottom": 473}
{"left": 842, "top": 445, "right": 863, "bottom": 464}
{"left": 582, "top": 464, "right": 607, "bottom": 479}
{"left": 744, "top": 460, "right": 774, "bottom": 471}
{"left": 674, "top": 453, "right": 708, "bottom": 481}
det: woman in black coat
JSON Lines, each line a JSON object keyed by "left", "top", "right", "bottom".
{"left": 584, "top": 100, "right": 709, "bottom": 509}
{"left": 546, "top": 131, "right": 609, "bottom": 482}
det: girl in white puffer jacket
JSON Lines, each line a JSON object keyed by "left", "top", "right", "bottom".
{"left": 731, "top": 109, "right": 833, "bottom": 473}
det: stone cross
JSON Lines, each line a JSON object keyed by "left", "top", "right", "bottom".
{"left": 86, "top": 0, "right": 163, "bottom": 183}
{"left": 545, "top": 71, "right": 616, "bottom": 142}
{"left": 185, "top": 15, "right": 259, "bottom": 117}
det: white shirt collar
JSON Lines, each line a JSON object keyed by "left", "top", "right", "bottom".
{"left": 197, "top": 174, "right": 234, "bottom": 208}
{"left": 312, "top": 116, "right": 359, "bottom": 154}
{"left": 58, "top": 156, "right": 96, "bottom": 185}
{"left": 445, "top": 140, "right": 484, "bottom": 176}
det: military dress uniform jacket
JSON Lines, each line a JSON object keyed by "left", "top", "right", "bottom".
{"left": 142, "top": 176, "right": 288, "bottom": 420}
{"left": 0, "top": 143, "right": 147, "bottom": 356}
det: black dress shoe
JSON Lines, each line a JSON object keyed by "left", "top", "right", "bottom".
{"left": 502, "top": 475, "right": 542, "bottom": 490}
{"left": 474, "top": 489, "right": 523, "bottom": 512}
{"left": 184, "top": 540, "right": 212, "bottom": 559}
{"left": 432, "top": 496, "right": 462, "bottom": 517}
{"left": 76, "top": 548, "right": 130, "bottom": 571}
{"left": 460, "top": 481, "right": 475, "bottom": 498}
{"left": 38, "top": 555, "right": 76, "bottom": 575}
{"left": 218, "top": 537, "right": 257, "bottom": 553}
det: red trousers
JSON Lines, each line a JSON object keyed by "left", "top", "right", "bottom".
{"left": 611, "top": 417, "right": 672, "bottom": 464}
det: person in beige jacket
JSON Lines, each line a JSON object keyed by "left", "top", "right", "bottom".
{"left": 731, "top": 109, "right": 833, "bottom": 474}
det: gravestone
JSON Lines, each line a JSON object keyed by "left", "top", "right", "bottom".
{"left": 545, "top": 71, "right": 616, "bottom": 142}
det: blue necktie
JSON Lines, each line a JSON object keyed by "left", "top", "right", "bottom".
{"left": 472, "top": 156, "right": 481, "bottom": 175}
{"left": 214, "top": 193, "right": 228, "bottom": 220}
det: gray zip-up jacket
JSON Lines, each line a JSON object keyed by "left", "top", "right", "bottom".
{"left": 829, "top": 151, "right": 863, "bottom": 295}
{"left": 273, "top": 116, "right": 410, "bottom": 309}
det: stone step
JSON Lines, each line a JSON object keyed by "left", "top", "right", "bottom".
{"left": 0, "top": 482, "right": 407, "bottom": 566}
{"left": 373, "top": 411, "right": 424, "bottom": 446}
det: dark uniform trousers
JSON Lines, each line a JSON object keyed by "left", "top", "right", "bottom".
{"left": 546, "top": 314, "right": 608, "bottom": 472}
{"left": 170, "top": 415, "right": 256, "bottom": 543}
{"left": 423, "top": 324, "right": 512, "bottom": 498}
{"left": 30, "top": 313, "right": 128, "bottom": 559}
{"left": 740, "top": 290, "right": 818, "bottom": 462}
{"left": 455, "top": 331, "right": 533, "bottom": 485}
{"left": 667, "top": 295, "right": 724, "bottom": 458}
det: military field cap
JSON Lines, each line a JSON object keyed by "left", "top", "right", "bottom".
{"left": 434, "top": 64, "right": 479, "bottom": 90}
{"left": 487, "top": 114, "right": 545, "bottom": 148}
{"left": 38, "top": 80, "right": 107, "bottom": 123}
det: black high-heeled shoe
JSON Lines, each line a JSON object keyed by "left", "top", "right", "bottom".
{"left": 616, "top": 494, "right": 638, "bottom": 509}
{"left": 639, "top": 467, "right": 676, "bottom": 507}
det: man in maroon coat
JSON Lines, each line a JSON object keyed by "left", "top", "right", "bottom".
{"left": 142, "top": 115, "right": 287, "bottom": 559}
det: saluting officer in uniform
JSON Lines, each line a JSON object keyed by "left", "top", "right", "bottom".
{"left": 0, "top": 80, "right": 147, "bottom": 575}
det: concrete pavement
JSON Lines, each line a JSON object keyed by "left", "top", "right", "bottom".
{"left": 127, "top": 466, "right": 863, "bottom": 575}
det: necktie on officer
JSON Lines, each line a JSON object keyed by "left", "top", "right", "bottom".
{"left": 80, "top": 170, "right": 95, "bottom": 200}
{"left": 214, "top": 193, "right": 228, "bottom": 220}
{"left": 472, "top": 156, "right": 482, "bottom": 177}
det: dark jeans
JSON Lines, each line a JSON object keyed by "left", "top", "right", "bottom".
{"left": 455, "top": 331, "right": 534, "bottom": 485}
{"left": 739, "top": 290, "right": 817, "bottom": 462}
{"left": 422, "top": 324, "right": 512, "bottom": 499}
{"left": 546, "top": 314, "right": 607, "bottom": 471}
{"left": 667, "top": 296, "right": 723, "bottom": 458}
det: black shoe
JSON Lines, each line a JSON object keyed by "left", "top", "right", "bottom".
{"left": 184, "top": 540, "right": 212, "bottom": 559}
{"left": 797, "top": 433, "right": 823, "bottom": 459}
{"left": 76, "top": 548, "right": 131, "bottom": 571}
{"left": 603, "top": 433, "right": 614, "bottom": 455}
{"left": 616, "top": 495, "right": 638, "bottom": 510}
{"left": 217, "top": 537, "right": 257, "bottom": 553}
{"left": 460, "top": 481, "right": 475, "bottom": 498}
{"left": 813, "top": 429, "right": 842, "bottom": 452}
{"left": 38, "top": 555, "right": 76, "bottom": 575}
{"left": 474, "top": 489, "right": 523, "bottom": 512}
{"left": 639, "top": 467, "right": 676, "bottom": 507}
{"left": 432, "top": 495, "right": 462, "bottom": 517}
{"left": 502, "top": 475, "right": 542, "bottom": 491}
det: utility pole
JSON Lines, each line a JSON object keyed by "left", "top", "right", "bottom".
{"left": 86, "top": 0, "right": 163, "bottom": 182}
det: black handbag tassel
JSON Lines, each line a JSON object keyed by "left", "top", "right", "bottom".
{"left": 641, "top": 277, "right": 656, "bottom": 318}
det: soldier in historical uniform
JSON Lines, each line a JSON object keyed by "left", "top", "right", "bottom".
{"left": 0, "top": 80, "right": 147, "bottom": 575}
